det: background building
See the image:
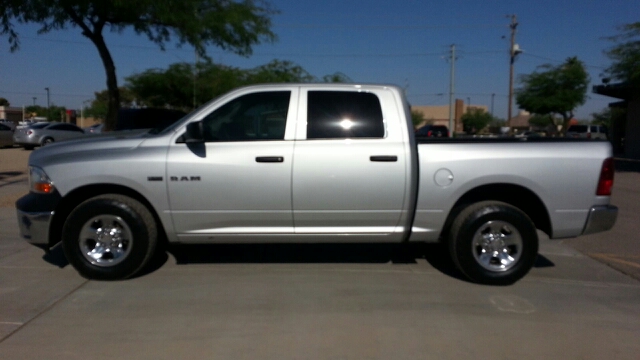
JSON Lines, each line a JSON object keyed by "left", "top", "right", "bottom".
{"left": 412, "top": 99, "right": 488, "bottom": 132}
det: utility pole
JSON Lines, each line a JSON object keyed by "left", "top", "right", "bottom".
{"left": 448, "top": 44, "right": 456, "bottom": 135}
{"left": 44, "top": 87, "right": 50, "bottom": 121}
{"left": 507, "top": 14, "right": 518, "bottom": 128}
{"left": 32, "top": 97, "right": 36, "bottom": 106}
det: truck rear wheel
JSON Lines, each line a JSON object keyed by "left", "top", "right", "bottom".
{"left": 448, "top": 201, "right": 538, "bottom": 285}
{"left": 62, "top": 194, "right": 157, "bottom": 280}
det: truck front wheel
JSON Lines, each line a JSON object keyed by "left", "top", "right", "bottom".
{"left": 448, "top": 201, "right": 538, "bottom": 285}
{"left": 62, "top": 194, "right": 158, "bottom": 280}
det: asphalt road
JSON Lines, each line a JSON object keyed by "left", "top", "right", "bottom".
{"left": 1, "top": 153, "right": 639, "bottom": 359}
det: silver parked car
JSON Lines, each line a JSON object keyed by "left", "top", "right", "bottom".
{"left": 0, "top": 122, "right": 14, "bottom": 148}
{"left": 566, "top": 125, "right": 608, "bottom": 140}
{"left": 13, "top": 122, "right": 85, "bottom": 149}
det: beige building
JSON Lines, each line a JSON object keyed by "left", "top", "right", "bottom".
{"left": 0, "top": 106, "right": 24, "bottom": 125}
{"left": 412, "top": 99, "right": 488, "bottom": 132}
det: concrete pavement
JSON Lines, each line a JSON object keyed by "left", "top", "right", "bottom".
{"left": 1, "top": 205, "right": 640, "bottom": 359}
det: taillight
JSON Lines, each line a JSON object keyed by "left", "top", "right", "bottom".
{"left": 27, "top": 130, "right": 33, "bottom": 135}
{"left": 596, "top": 158, "right": 614, "bottom": 196}
{"left": 586, "top": 133, "right": 591, "bottom": 139}
{"left": 427, "top": 130, "right": 432, "bottom": 137}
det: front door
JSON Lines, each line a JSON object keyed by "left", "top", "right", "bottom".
{"left": 167, "top": 89, "right": 298, "bottom": 242}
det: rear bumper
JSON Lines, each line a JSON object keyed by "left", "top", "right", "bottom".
{"left": 582, "top": 205, "right": 618, "bottom": 235}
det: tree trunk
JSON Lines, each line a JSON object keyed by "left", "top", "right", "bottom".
{"left": 89, "top": 34, "right": 120, "bottom": 131}
{"left": 561, "top": 113, "right": 571, "bottom": 135}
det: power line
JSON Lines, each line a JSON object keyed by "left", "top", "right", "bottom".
{"left": 0, "top": 90, "right": 91, "bottom": 98}
{"left": 276, "top": 23, "right": 505, "bottom": 30}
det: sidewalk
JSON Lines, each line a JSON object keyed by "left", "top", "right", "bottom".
{"left": 0, "top": 176, "right": 27, "bottom": 208}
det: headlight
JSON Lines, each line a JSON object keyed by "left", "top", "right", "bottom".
{"left": 29, "top": 166, "right": 56, "bottom": 194}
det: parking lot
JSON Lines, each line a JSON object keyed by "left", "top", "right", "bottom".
{"left": 1, "top": 147, "right": 640, "bottom": 359}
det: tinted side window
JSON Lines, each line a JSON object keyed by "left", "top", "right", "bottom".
{"left": 569, "top": 125, "right": 588, "bottom": 133}
{"left": 590, "top": 125, "right": 597, "bottom": 132}
{"left": 307, "top": 91, "right": 384, "bottom": 139}
{"left": 0, "top": 124, "right": 9, "bottom": 131}
{"left": 201, "top": 91, "right": 290, "bottom": 142}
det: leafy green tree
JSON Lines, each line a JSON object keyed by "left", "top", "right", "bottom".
{"left": 25, "top": 104, "right": 66, "bottom": 121}
{"left": 85, "top": 87, "right": 136, "bottom": 119}
{"left": 516, "top": 57, "right": 590, "bottom": 134}
{"left": 125, "top": 60, "right": 350, "bottom": 110}
{"left": 1, "top": 0, "right": 276, "bottom": 130}
{"left": 590, "top": 107, "right": 627, "bottom": 128}
{"left": 461, "top": 109, "right": 495, "bottom": 134}
{"left": 604, "top": 22, "right": 640, "bottom": 86}
{"left": 246, "top": 60, "right": 315, "bottom": 83}
{"left": 528, "top": 114, "right": 556, "bottom": 128}
{"left": 488, "top": 117, "right": 506, "bottom": 128}
{"left": 322, "top": 72, "right": 352, "bottom": 83}
{"left": 410, "top": 109, "right": 433, "bottom": 129}
{"left": 0, "top": 97, "right": 9, "bottom": 106}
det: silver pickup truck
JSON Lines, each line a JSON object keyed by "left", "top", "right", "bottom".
{"left": 16, "top": 84, "right": 617, "bottom": 284}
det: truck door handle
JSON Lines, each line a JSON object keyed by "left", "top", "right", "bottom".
{"left": 370, "top": 155, "right": 397, "bottom": 162}
{"left": 256, "top": 156, "right": 284, "bottom": 163}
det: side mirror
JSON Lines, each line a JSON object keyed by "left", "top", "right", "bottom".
{"left": 179, "top": 121, "right": 205, "bottom": 143}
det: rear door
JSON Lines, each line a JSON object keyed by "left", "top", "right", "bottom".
{"left": 291, "top": 88, "right": 408, "bottom": 241}
{"left": 167, "top": 88, "right": 298, "bottom": 241}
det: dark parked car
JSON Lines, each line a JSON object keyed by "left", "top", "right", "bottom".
{"left": 117, "top": 108, "right": 187, "bottom": 132}
{"left": 83, "top": 108, "right": 187, "bottom": 136}
{"left": 0, "top": 122, "right": 14, "bottom": 147}
{"left": 415, "top": 125, "right": 449, "bottom": 138}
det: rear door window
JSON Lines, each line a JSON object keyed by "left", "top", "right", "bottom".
{"left": 307, "top": 91, "right": 384, "bottom": 139}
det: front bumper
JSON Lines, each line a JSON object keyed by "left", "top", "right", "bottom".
{"left": 16, "top": 192, "right": 62, "bottom": 247}
{"left": 17, "top": 209, "right": 54, "bottom": 246}
{"left": 582, "top": 205, "right": 618, "bottom": 235}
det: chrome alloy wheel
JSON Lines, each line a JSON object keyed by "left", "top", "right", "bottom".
{"left": 79, "top": 215, "right": 133, "bottom": 267}
{"left": 472, "top": 220, "right": 523, "bottom": 272}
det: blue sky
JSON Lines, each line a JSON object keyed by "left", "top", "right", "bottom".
{"left": 0, "top": 0, "right": 637, "bottom": 120}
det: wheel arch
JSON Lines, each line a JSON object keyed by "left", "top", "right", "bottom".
{"left": 442, "top": 183, "right": 552, "bottom": 240}
{"left": 40, "top": 136, "right": 53, "bottom": 145}
{"left": 49, "top": 184, "right": 166, "bottom": 248}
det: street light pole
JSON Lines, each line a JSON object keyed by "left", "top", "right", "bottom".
{"left": 44, "top": 87, "right": 50, "bottom": 121}
{"left": 491, "top": 93, "right": 495, "bottom": 116}
{"left": 32, "top": 97, "right": 37, "bottom": 106}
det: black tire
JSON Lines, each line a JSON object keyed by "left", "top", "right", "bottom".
{"left": 62, "top": 194, "right": 158, "bottom": 280}
{"left": 448, "top": 201, "right": 538, "bottom": 285}
{"left": 24, "top": 145, "right": 35, "bottom": 150}
{"left": 41, "top": 137, "right": 54, "bottom": 146}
